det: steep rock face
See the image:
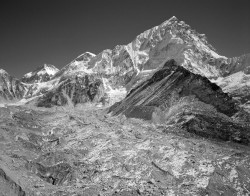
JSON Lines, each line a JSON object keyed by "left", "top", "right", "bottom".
{"left": 109, "top": 60, "right": 250, "bottom": 145}
{"left": 0, "top": 69, "right": 27, "bottom": 102}
{"left": 36, "top": 74, "right": 105, "bottom": 107}
{"left": 22, "top": 64, "right": 59, "bottom": 84}
{"left": 88, "top": 46, "right": 138, "bottom": 90}
{"left": 90, "top": 47, "right": 135, "bottom": 78}
{"left": 109, "top": 59, "right": 238, "bottom": 118}
{"left": 125, "top": 16, "right": 226, "bottom": 79}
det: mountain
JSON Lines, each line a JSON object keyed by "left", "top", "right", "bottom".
{"left": 0, "top": 16, "right": 249, "bottom": 109}
{"left": 33, "top": 17, "right": 226, "bottom": 107}
{"left": 109, "top": 59, "right": 238, "bottom": 118}
{"left": 109, "top": 59, "right": 250, "bottom": 144}
{"left": 0, "top": 64, "right": 59, "bottom": 103}
{"left": 22, "top": 64, "right": 59, "bottom": 83}
{"left": 36, "top": 74, "right": 105, "bottom": 107}
{"left": 53, "top": 52, "right": 96, "bottom": 79}
{"left": 34, "top": 47, "right": 136, "bottom": 107}
{"left": 0, "top": 69, "right": 27, "bottom": 102}
{"left": 125, "top": 16, "right": 226, "bottom": 78}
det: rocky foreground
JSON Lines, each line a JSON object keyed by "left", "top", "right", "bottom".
{"left": 0, "top": 105, "right": 250, "bottom": 196}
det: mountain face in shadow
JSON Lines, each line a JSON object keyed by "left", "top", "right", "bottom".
{"left": 109, "top": 59, "right": 250, "bottom": 145}
{"left": 109, "top": 59, "right": 238, "bottom": 118}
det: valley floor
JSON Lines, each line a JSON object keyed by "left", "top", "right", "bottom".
{"left": 0, "top": 105, "right": 250, "bottom": 195}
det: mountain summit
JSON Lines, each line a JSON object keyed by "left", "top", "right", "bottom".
{"left": 22, "top": 64, "right": 59, "bottom": 83}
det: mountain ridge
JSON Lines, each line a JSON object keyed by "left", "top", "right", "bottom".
{"left": 0, "top": 16, "right": 249, "bottom": 109}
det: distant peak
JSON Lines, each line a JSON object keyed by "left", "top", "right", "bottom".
{"left": 34, "top": 64, "right": 58, "bottom": 72}
{"left": 43, "top": 64, "right": 58, "bottom": 70}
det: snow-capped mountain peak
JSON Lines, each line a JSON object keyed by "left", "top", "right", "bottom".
{"left": 22, "top": 64, "right": 59, "bottom": 84}
{"left": 37, "top": 64, "right": 59, "bottom": 76}
{"left": 53, "top": 52, "right": 96, "bottom": 78}
{"left": 126, "top": 16, "right": 228, "bottom": 79}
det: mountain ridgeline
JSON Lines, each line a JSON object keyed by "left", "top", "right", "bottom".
{"left": 0, "top": 16, "right": 249, "bottom": 112}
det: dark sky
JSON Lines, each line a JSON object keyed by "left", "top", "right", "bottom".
{"left": 0, "top": 0, "right": 250, "bottom": 78}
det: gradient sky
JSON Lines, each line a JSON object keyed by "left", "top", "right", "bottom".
{"left": 0, "top": 0, "right": 250, "bottom": 78}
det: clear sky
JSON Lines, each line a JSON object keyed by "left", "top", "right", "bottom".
{"left": 0, "top": 0, "right": 250, "bottom": 78}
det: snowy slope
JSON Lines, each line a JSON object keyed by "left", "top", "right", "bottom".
{"left": 211, "top": 53, "right": 250, "bottom": 107}
{"left": 212, "top": 71, "right": 250, "bottom": 106}
{"left": 22, "top": 64, "right": 59, "bottom": 83}
{"left": 219, "top": 53, "right": 250, "bottom": 76}
{"left": 53, "top": 52, "right": 95, "bottom": 78}
{"left": 125, "top": 16, "right": 227, "bottom": 79}
{"left": 53, "top": 16, "right": 228, "bottom": 83}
